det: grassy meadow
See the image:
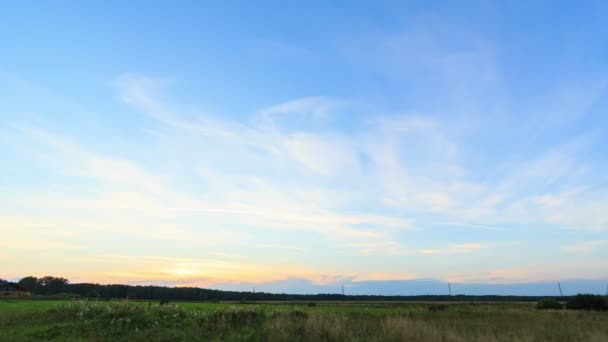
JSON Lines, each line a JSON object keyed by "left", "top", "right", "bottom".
{"left": 1, "top": 299, "right": 607, "bottom": 341}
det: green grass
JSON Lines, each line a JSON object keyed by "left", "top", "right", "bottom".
{"left": 0, "top": 300, "right": 61, "bottom": 313}
{"left": 1, "top": 299, "right": 607, "bottom": 341}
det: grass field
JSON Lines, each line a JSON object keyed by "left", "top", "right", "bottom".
{"left": 1, "top": 299, "right": 607, "bottom": 341}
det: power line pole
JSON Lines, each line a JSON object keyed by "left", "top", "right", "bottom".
{"left": 341, "top": 283, "right": 345, "bottom": 296}
{"left": 558, "top": 282, "right": 563, "bottom": 298}
{"left": 448, "top": 283, "right": 452, "bottom": 296}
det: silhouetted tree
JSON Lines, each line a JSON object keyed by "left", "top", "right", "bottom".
{"left": 566, "top": 294, "right": 607, "bottom": 311}
{"left": 38, "top": 276, "right": 69, "bottom": 294}
{"left": 17, "top": 276, "right": 38, "bottom": 292}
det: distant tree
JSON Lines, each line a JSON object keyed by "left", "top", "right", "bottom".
{"left": 18, "top": 276, "right": 38, "bottom": 292}
{"left": 38, "top": 276, "right": 69, "bottom": 294}
{"left": 566, "top": 294, "right": 607, "bottom": 311}
{"left": 86, "top": 289, "right": 100, "bottom": 299}
{"left": 0, "top": 278, "right": 7, "bottom": 284}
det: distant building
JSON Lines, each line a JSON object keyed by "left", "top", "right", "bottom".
{"left": 1, "top": 282, "right": 30, "bottom": 297}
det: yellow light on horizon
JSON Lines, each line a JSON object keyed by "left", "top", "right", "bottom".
{"left": 166, "top": 268, "right": 198, "bottom": 277}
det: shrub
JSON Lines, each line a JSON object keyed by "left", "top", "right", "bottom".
{"left": 566, "top": 294, "right": 608, "bottom": 311}
{"left": 535, "top": 299, "right": 562, "bottom": 310}
{"left": 427, "top": 304, "right": 448, "bottom": 312}
{"left": 307, "top": 302, "right": 317, "bottom": 307}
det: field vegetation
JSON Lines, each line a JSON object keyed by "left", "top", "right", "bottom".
{"left": 1, "top": 299, "right": 607, "bottom": 341}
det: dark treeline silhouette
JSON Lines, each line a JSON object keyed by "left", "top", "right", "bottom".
{"left": 16, "top": 276, "right": 69, "bottom": 295}
{"left": 12, "top": 276, "right": 575, "bottom": 302}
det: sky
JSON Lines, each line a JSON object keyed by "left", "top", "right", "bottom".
{"left": 1, "top": 1, "right": 608, "bottom": 295}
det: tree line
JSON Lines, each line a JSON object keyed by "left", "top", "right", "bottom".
{"left": 8, "top": 276, "right": 575, "bottom": 302}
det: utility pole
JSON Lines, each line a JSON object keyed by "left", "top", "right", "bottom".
{"left": 558, "top": 282, "right": 563, "bottom": 298}
{"left": 448, "top": 283, "right": 452, "bottom": 296}
{"left": 341, "top": 283, "right": 345, "bottom": 296}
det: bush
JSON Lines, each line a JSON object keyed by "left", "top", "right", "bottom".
{"left": 535, "top": 299, "right": 562, "bottom": 310}
{"left": 566, "top": 294, "right": 607, "bottom": 311}
{"left": 427, "top": 304, "right": 448, "bottom": 312}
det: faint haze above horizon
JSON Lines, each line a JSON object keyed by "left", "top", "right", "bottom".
{"left": 1, "top": 1, "right": 608, "bottom": 295}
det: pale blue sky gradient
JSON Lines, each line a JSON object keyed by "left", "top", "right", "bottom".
{"left": 1, "top": 1, "right": 607, "bottom": 294}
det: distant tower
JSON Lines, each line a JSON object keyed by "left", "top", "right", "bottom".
{"left": 448, "top": 283, "right": 452, "bottom": 296}
{"left": 341, "top": 283, "right": 345, "bottom": 296}
{"left": 558, "top": 283, "right": 563, "bottom": 298}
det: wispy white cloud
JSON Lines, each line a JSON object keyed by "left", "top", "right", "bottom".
{"left": 417, "top": 243, "right": 482, "bottom": 255}
{"left": 282, "top": 132, "right": 359, "bottom": 176}
{"left": 448, "top": 259, "right": 608, "bottom": 284}
{"left": 257, "top": 96, "right": 346, "bottom": 122}
{"left": 342, "top": 240, "right": 502, "bottom": 257}
{"left": 562, "top": 240, "right": 608, "bottom": 254}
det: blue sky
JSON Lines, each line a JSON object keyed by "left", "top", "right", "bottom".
{"left": 1, "top": 1, "right": 607, "bottom": 294}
